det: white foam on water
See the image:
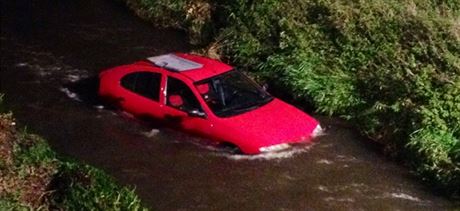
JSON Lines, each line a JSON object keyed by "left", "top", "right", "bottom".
{"left": 119, "top": 111, "right": 320, "bottom": 161}
{"left": 63, "top": 68, "right": 89, "bottom": 82}
{"left": 218, "top": 144, "right": 314, "bottom": 161}
{"left": 317, "top": 185, "right": 332, "bottom": 193}
{"left": 93, "top": 105, "right": 105, "bottom": 110}
{"left": 335, "top": 154, "right": 360, "bottom": 163}
{"left": 317, "top": 159, "right": 333, "bottom": 164}
{"left": 324, "top": 197, "right": 355, "bottom": 203}
{"left": 386, "top": 192, "right": 422, "bottom": 202}
{"left": 59, "top": 87, "right": 81, "bottom": 101}
{"left": 139, "top": 128, "right": 315, "bottom": 161}
{"left": 15, "top": 62, "right": 61, "bottom": 76}
{"left": 66, "top": 74, "right": 83, "bottom": 82}
{"left": 370, "top": 192, "right": 430, "bottom": 205}
{"left": 15, "top": 55, "right": 89, "bottom": 83}
{"left": 312, "top": 125, "right": 327, "bottom": 138}
{"left": 15, "top": 63, "right": 27, "bottom": 67}
{"left": 142, "top": 129, "right": 161, "bottom": 138}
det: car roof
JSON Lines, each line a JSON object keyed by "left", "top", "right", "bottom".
{"left": 143, "top": 53, "right": 233, "bottom": 82}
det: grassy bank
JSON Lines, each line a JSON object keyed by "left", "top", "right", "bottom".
{"left": 124, "top": 0, "right": 459, "bottom": 196}
{"left": 0, "top": 95, "right": 147, "bottom": 210}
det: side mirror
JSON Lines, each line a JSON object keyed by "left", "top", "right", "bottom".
{"left": 187, "top": 109, "right": 206, "bottom": 118}
{"left": 168, "top": 95, "right": 184, "bottom": 107}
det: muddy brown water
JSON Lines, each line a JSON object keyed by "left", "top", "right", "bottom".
{"left": 1, "top": 0, "right": 458, "bottom": 210}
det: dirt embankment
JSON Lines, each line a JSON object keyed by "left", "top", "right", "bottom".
{"left": 0, "top": 113, "right": 57, "bottom": 208}
{"left": 0, "top": 112, "right": 145, "bottom": 210}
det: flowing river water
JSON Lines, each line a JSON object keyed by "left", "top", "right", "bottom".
{"left": 1, "top": 0, "right": 458, "bottom": 210}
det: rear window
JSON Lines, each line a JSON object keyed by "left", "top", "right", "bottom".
{"left": 121, "top": 71, "right": 162, "bottom": 101}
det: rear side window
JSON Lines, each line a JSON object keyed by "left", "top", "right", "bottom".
{"left": 121, "top": 71, "right": 162, "bottom": 101}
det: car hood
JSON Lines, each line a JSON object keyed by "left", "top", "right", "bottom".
{"left": 221, "top": 98, "right": 319, "bottom": 148}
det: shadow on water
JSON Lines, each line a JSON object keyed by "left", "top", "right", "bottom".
{"left": 1, "top": 0, "right": 459, "bottom": 210}
{"left": 63, "top": 77, "right": 101, "bottom": 106}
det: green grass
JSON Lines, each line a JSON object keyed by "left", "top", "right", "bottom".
{"left": 48, "top": 162, "right": 145, "bottom": 210}
{"left": 0, "top": 96, "right": 147, "bottom": 210}
{"left": 123, "top": 0, "right": 460, "bottom": 197}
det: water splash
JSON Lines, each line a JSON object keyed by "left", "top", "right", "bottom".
{"left": 14, "top": 50, "right": 89, "bottom": 83}
{"left": 138, "top": 126, "right": 316, "bottom": 161}
{"left": 59, "top": 87, "right": 81, "bottom": 101}
{"left": 217, "top": 144, "right": 314, "bottom": 161}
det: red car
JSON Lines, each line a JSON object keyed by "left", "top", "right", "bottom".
{"left": 98, "top": 53, "right": 321, "bottom": 154}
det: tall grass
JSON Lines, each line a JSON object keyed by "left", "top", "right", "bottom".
{"left": 219, "top": 0, "right": 460, "bottom": 195}
{"left": 124, "top": 0, "right": 459, "bottom": 196}
{"left": 49, "top": 162, "right": 145, "bottom": 210}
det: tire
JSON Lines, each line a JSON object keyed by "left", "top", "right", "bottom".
{"left": 219, "top": 142, "right": 242, "bottom": 154}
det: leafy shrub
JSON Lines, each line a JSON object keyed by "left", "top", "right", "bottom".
{"left": 125, "top": 0, "right": 214, "bottom": 44}
{"left": 124, "top": 0, "right": 460, "bottom": 196}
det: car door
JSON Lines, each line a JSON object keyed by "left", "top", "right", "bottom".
{"left": 118, "top": 70, "right": 165, "bottom": 121}
{"left": 163, "top": 75, "right": 213, "bottom": 138}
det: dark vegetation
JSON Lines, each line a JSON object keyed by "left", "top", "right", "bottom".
{"left": 124, "top": 0, "right": 459, "bottom": 196}
{"left": 0, "top": 95, "right": 147, "bottom": 210}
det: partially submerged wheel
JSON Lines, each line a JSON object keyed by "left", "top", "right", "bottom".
{"left": 219, "top": 142, "right": 242, "bottom": 154}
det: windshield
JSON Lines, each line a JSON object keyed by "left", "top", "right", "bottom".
{"left": 195, "top": 70, "right": 273, "bottom": 117}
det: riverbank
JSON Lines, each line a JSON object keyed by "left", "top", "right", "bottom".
{"left": 123, "top": 0, "right": 459, "bottom": 197}
{"left": 0, "top": 95, "right": 147, "bottom": 210}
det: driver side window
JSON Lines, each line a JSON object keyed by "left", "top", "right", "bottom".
{"left": 167, "top": 77, "right": 202, "bottom": 112}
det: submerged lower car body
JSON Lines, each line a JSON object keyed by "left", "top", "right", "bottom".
{"left": 98, "top": 53, "right": 322, "bottom": 154}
